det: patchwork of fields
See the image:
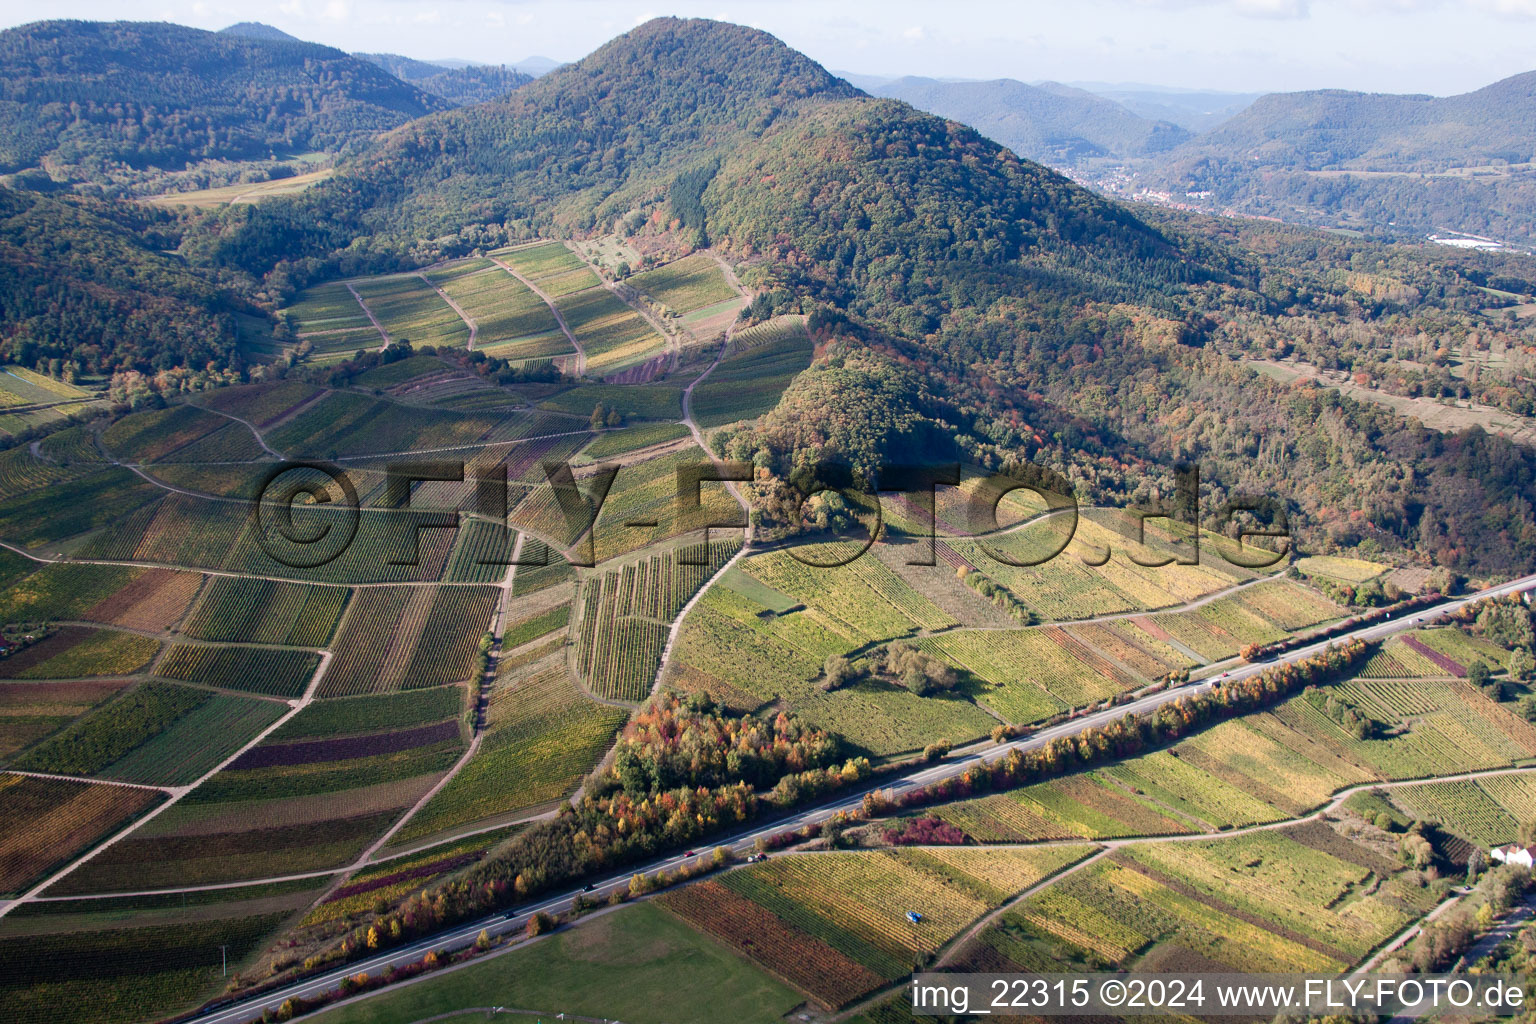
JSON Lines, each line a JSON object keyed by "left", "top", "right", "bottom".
{"left": 931, "top": 673, "right": 1536, "bottom": 843}
{"left": 3, "top": 241, "right": 1533, "bottom": 1024}
{"left": 955, "top": 825, "right": 1438, "bottom": 976}
{"left": 660, "top": 846, "right": 1095, "bottom": 1008}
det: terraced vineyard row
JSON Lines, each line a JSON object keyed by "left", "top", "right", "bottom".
{"left": 576, "top": 540, "right": 738, "bottom": 701}
{"left": 181, "top": 577, "right": 349, "bottom": 647}
{"left": 321, "top": 585, "right": 498, "bottom": 696}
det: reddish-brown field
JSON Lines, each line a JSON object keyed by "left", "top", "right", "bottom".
{"left": 84, "top": 569, "right": 204, "bottom": 632}
{"left": 658, "top": 880, "right": 886, "bottom": 1008}
{"left": 0, "top": 774, "right": 162, "bottom": 895}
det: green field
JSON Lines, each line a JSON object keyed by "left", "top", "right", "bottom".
{"left": 181, "top": 578, "right": 349, "bottom": 647}
{"left": 425, "top": 259, "right": 572, "bottom": 361}
{"left": 350, "top": 274, "right": 470, "bottom": 349}
{"left": 393, "top": 663, "right": 626, "bottom": 842}
{"left": 555, "top": 287, "right": 668, "bottom": 374}
{"left": 628, "top": 252, "right": 737, "bottom": 312}
{"left": 309, "top": 902, "right": 801, "bottom": 1024}
{"left": 691, "top": 316, "right": 812, "bottom": 428}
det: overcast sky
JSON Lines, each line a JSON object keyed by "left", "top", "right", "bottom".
{"left": 3, "top": 0, "right": 1534, "bottom": 95}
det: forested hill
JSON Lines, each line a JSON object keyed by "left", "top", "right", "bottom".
{"left": 220, "top": 19, "right": 1184, "bottom": 294}
{"left": 223, "top": 18, "right": 862, "bottom": 265}
{"left": 1145, "top": 70, "right": 1536, "bottom": 242}
{"left": 0, "top": 189, "right": 241, "bottom": 376}
{"left": 357, "top": 53, "right": 533, "bottom": 106}
{"left": 211, "top": 17, "right": 1536, "bottom": 574}
{"left": 873, "top": 77, "right": 1190, "bottom": 166}
{"left": 1167, "top": 73, "right": 1536, "bottom": 172}
{"left": 0, "top": 20, "right": 451, "bottom": 189}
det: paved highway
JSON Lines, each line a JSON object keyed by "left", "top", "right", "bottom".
{"left": 185, "top": 571, "right": 1536, "bottom": 1024}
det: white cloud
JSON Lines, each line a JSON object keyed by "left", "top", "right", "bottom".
{"left": 1235, "top": 0, "right": 1309, "bottom": 15}
{"left": 902, "top": 24, "right": 924, "bottom": 39}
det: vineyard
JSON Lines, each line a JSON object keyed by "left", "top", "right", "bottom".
{"left": 918, "top": 628, "right": 1133, "bottom": 722}
{"left": 934, "top": 773, "right": 1197, "bottom": 843}
{"left": 154, "top": 421, "right": 267, "bottom": 463}
{"left": 691, "top": 318, "right": 813, "bottom": 429}
{"left": 0, "top": 562, "right": 140, "bottom": 623}
{"left": 1295, "top": 554, "right": 1389, "bottom": 583}
{"left": 321, "top": 585, "right": 498, "bottom": 696}
{"left": 155, "top": 643, "right": 321, "bottom": 698}
{"left": 0, "top": 466, "right": 162, "bottom": 549}
{"left": 659, "top": 880, "right": 888, "bottom": 1008}
{"left": 670, "top": 584, "right": 996, "bottom": 756}
{"left": 0, "top": 905, "right": 300, "bottom": 1024}
{"left": 99, "top": 405, "right": 230, "bottom": 463}
{"left": 350, "top": 273, "right": 470, "bottom": 349}
{"left": 65, "top": 725, "right": 462, "bottom": 889}
{"left": 743, "top": 547, "right": 956, "bottom": 642}
{"left": 35, "top": 425, "right": 106, "bottom": 467}
{"left": 14, "top": 682, "right": 217, "bottom": 777}
{"left": 705, "top": 851, "right": 1017, "bottom": 984}
{"left": 0, "top": 445, "right": 79, "bottom": 502}
{"left": 1388, "top": 774, "right": 1536, "bottom": 847}
{"left": 587, "top": 447, "right": 745, "bottom": 563}
{"left": 627, "top": 253, "right": 737, "bottom": 312}
{"left": 0, "top": 627, "right": 159, "bottom": 679}
{"left": 494, "top": 241, "right": 601, "bottom": 296}
{"left": 1147, "top": 581, "right": 1344, "bottom": 661}
{"left": 425, "top": 259, "right": 571, "bottom": 361}
{"left": 927, "top": 673, "right": 1536, "bottom": 844}
{"left": 986, "top": 826, "right": 1431, "bottom": 976}
{"left": 951, "top": 512, "right": 1264, "bottom": 623}
{"left": 0, "top": 773, "right": 161, "bottom": 895}
{"left": 443, "top": 520, "right": 516, "bottom": 584}
{"left": 538, "top": 382, "right": 684, "bottom": 421}
{"left": 266, "top": 390, "right": 504, "bottom": 459}
{"left": 576, "top": 540, "right": 738, "bottom": 701}
{"left": 282, "top": 280, "right": 386, "bottom": 354}
{"left": 195, "top": 380, "right": 323, "bottom": 429}
{"left": 581, "top": 421, "right": 690, "bottom": 460}
{"left": 181, "top": 577, "right": 349, "bottom": 646}
{"left": 268, "top": 687, "right": 463, "bottom": 742}
{"left": 0, "top": 679, "right": 129, "bottom": 760}
{"left": 510, "top": 542, "right": 576, "bottom": 596}
{"left": 78, "top": 493, "right": 469, "bottom": 586}
{"left": 100, "top": 694, "right": 289, "bottom": 786}
{"left": 394, "top": 664, "right": 627, "bottom": 843}
{"left": 302, "top": 832, "right": 500, "bottom": 926}
{"left": 502, "top": 604, "right": 569, "bottom": 649}
{"left": 554, "top": 287, "right": 668, "bottom": 375}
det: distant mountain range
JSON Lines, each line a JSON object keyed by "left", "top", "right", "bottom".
{"left": 859, "top": 66, "right": 1536, "bottom": 243}
{"left": 1063, "top": 83, "right": 1261, "bottom": 133}
{"left": 1140, "top": 72, "right": 1536, "bottom": 242}
{"left": 356, "top": 52, "right": 531, "bottom": 106}
{"left": 872, "top": 77, "right": 1191, "bottom": 166}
